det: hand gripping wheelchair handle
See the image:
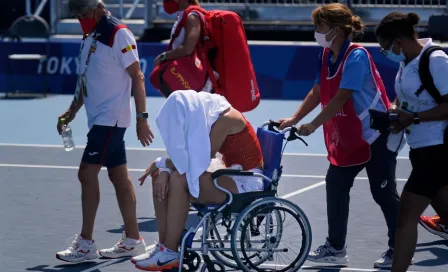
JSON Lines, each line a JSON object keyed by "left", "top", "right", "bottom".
{"left": 211, "top": 169, "right": 254, "bottom": 180}
{"left": 287, "top": 126, "right": 309, "bottom": 146}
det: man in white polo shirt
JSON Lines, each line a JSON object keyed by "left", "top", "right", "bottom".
{"left": 55, "top": 0, "right": 154, "bottom": 263}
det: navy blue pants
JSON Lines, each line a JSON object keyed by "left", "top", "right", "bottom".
{"left": 81, "top": 125, "right": 127, "bottom": 168}
{"left": 325, "top": 132, "right": 400, "bottom": 250}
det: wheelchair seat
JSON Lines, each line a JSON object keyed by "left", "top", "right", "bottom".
{"left": 190, "top": 125, "right": 285, "bottom": 214}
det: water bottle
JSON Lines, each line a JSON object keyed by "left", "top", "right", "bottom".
{"left": 60, "top": 118, "right": 75, "bottom": 151}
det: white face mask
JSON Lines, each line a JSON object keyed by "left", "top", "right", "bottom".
{"left": 315, "top": 28, "right": 335, "bottom": 48}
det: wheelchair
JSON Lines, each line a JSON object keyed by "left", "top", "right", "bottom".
{"left": 175, "top": 120, "right": 313, "bottom": 272}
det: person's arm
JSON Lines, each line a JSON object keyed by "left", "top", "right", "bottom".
{"left": 114, "top": 28, "right": 146, "bottom": 111}
{"left": 310, "top": 49, "right": 367, "bottom": 129}
{"left": 417, "top": 53, "right": 448, "bottom": 122}
{"left": 209, "top": 114, "right": 233, "bottom": 158}
{"left": 58, "top": 93, "right": 84, "bottom": 133}
{"left": 126, "top": 62, "right": 146, "bottom": 115}
{"left": 310, "top": 89, "right": 354, "bottom": 128}
{"left": 70, "top": 94, "right": 84, "bottom": 114}
{"left": 165, "top": 14, "right": 201, "bottom": 60}
{"left": 114, "top": 28, "right": 154, "bottom": 146}
{"left": 417, "top": 95, "right": 448, "bottom": 121}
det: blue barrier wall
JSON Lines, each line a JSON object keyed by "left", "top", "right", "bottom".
{"left": 0, "top": 40, "right": 405, "bottom": 100}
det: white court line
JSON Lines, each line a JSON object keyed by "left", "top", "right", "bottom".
{"left": 0, "top": 142, "right": 410, "bottom": 160}
{"left": 282, "top": 174, "right": 408, "bottom": 182}
{"left": 280, "top": 181, "right": 326, "bottom": 199}
{"left": 0, "top": 163, "right": 408, "bottom": 182}
{"left": 6, "top": 161, "right": 411, "bottom": 272}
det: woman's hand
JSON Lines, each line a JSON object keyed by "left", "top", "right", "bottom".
{"left": 297, "top": 123, "right": 317, "bottom": 136}
{"left": 154, "top": 172, "right": 170, "bottom": 201}
{"left": 138, "top": 161, "right": 159, "bottom": 186}
{"left": 396, "top": 108, "right": 414, "bottom": 128}
{"left": 278, "top": 117, "right": 298, "bottom": 130}
{"left": 389, "top": 108, "right": 414, "bottom": 133}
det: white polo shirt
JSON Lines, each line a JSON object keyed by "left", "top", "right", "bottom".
{"left": 395, "top": 38, "right": 448, "bottom": 149}
{"left": 78, "top": 16, "right": 140, "bottom": 130}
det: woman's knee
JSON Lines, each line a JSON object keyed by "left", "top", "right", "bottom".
{"left": 168, "top": 171, "right": 188, "bottom": 192}
{"left": 397, "top": 190, "right": 430, "bottom": 228}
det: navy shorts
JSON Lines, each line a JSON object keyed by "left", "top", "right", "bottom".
{"left": 82, "top": 125, "right": 127, "bottom": 168}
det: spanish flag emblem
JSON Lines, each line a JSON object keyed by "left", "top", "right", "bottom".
{"left": 121, "top": 45, "right": 136, "bottom": 54}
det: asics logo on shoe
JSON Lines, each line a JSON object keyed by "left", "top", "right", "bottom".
{"left": 157, "top": 258, "right": 177, "bottom": 267}
{"left": 78, "top": 249, "right": 90, "bottom": 254}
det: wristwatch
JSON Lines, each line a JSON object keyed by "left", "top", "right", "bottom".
{"left": 413, "top": 112, "right": 420, "bottom": 124}
{"left": 160, "top": 52, "right": 167, "bottom": 62}
{"left": 137, "top": 112, "right": 149, "bottom": 119}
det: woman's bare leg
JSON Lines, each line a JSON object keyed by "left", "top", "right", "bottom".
{"left": 430, "top": 186, "right": 448, "bottom": 226}
{"left": 164, "top": 171, "right": 191, "bottom": 252}
{"left": 391, "top": 190, "right": 431, "bottom": 272}
{"left": 152, "top": 172, "right": 170, "bottom": 244}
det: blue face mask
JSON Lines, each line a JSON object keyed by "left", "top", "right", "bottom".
{"left": 383, "top": 41, "right": 406, "bottom": 63}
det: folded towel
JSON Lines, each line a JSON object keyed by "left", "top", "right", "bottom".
{"left": 156, "top": 90, "right": 231, "bottom": 198}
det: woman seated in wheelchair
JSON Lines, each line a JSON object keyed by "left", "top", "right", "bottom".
{"left": 132, "top": 90, "right": 264, "bottom": 271}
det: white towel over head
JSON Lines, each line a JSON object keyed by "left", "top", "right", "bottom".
{"left": 155, "top": 90, "right": 231, "bottom": 198}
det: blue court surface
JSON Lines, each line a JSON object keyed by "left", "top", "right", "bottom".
{"left": 0, "top": 95, "right": 447, "bottom": 272}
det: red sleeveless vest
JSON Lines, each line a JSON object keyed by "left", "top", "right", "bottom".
{"left": 320, "top": 43, "right": 391, "bottom": 167}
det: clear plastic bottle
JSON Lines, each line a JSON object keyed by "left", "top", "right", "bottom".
{"left": 60, "top": 118, "right": 75, "bottom": 151}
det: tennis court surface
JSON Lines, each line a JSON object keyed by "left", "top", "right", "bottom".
{"left": 0, "top": 96, "right": 446, "bottom": 272}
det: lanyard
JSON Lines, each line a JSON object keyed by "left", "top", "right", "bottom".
{"left": 397, "top": 63, "right": 409, "bottom": 109}
{"left": 73, "top": 32, "right": 101, "bottom": 105}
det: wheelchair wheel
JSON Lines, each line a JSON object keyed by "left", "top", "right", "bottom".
{"left": 230, "top": 197, "right": 312, "bottom": 272}
{"left": 182, "top": 251, "right": 201, "bottom": 272}
{"left": 205, "top": 210, "right": 283, "bottom": 269}
{"left": 205, "top": 214, "right": 238, "bottom": 269}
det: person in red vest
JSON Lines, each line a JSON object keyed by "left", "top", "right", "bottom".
{"left": 278, "top": 3, "right": 402, "bottom": 268}
{"left": 153, "top": 0, "right": 202, "bottom": 67}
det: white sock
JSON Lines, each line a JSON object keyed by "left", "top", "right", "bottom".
{"left": 127, "top": 238, "right": 141, "bottom": 245}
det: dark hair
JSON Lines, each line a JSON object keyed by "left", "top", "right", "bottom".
{"left": 375, "top": 12, "right": 420, "bottom": 41}
{"left": 312, "top": 3, "right": 365, "bottom": 39}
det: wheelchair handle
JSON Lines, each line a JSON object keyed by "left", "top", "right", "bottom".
{"left": 285, "top": 126, "right": 309, "bottom": 146}
{"left": 211, "top": 169, "right": 254, "bottom": 180}
{"left": 261, "top": 120, "right": 286, "bottom": 134}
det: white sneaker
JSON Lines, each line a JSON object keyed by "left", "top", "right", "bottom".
{"left": 56, "top": 234, "right": 99, "bottom": 263}
{"left": 135, "top": 244, "right": 180, "bottom": 271}
{"left": 374, "top": 248, "right": 394, "bottom": 268}
{"left": 131, "top": 242, "right": 161, "bottom": 264}
{"left": 307, "top": 240, "right": 349, "bottom": 265}
{"left": 374, "top": 248, "right": 415, "bottom": 268}
{"left": 98, "top": 232, "right": 146, "bottom": 259}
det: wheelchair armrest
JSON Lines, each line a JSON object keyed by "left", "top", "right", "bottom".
{"left": 211, "top": 169, "right": 254, "bottom": 180}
